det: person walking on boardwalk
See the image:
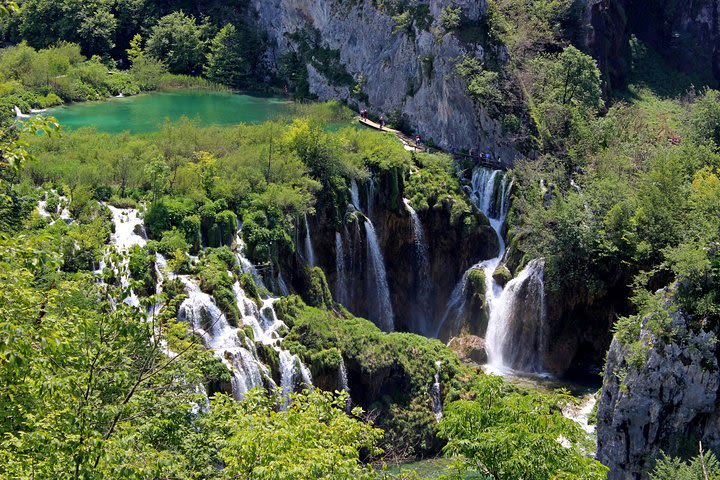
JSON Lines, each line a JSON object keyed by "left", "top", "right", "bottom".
{"left": 379, "top": 116, "right": 385, "bottom": 130}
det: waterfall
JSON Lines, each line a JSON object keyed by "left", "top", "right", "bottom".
{"left": 338, "top": 359, "right": 349, "bottom": 393}
{"left": 279, "top": 350, "right": 313, "bottom": 407}
{"left": 438, "top": 167, "right": 549, "bottom": 375}
{"left": 364, "top": 220, "right": 395, "bottom": 332}
{"left": 338, "top": 358, "right": 351, "bottom": 409}
{"left": 435, "top": 169, "right": 510, "bottom": 338}
{"left": 485, "top": 259, "right": 547, "bottom": 374}
{"left": 235, "top": 233, "right": 266, "bottom": 289}
{"left": 177, "top": 278, "right": 266, "bottom": 399}
{"left": 367, "top": 179, "right": 375, "bottom": 219}
{"left": 404, "top": 199, "right": 433, "bottom": 335}
{"left": 349, "top": 179, "right": 361, "bottom": 211}
{"left": 430, "top": 361, "right": 443, "bottom": 422}
{"left": 231, "top": 346, "right": 266, "bottom": 399}
{"left": 277, "top": 272, "right": 290, "bottom": 296}
{"left": 13, "top": 105, "right": 29, "bottom": 118}
{"left": 107, "top": 206, "right": 147, "bottom": 308}
{"left": 108, "top": 206, "right": 147, "bottom": 251}
{"left": 335, "top": 232, "right": 349, "bottom": 306}
{"left": 303, "top": 213, "right": 316, "bottom": 267}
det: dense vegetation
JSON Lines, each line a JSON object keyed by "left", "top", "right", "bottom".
{"left": 0, "top": 0, "right": 266, "bottom": 123}
{"left": 3, "top": 0, "right": 720, "bottom": 477}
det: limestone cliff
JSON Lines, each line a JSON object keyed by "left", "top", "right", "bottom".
{"left": 596, "top": 310, "right": 720, "bottom": 479}
{"left": 249, "top": 0, "right": 518, "bottom": 162}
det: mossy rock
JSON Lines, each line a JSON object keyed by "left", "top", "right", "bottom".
{"left": 242, "top": 325, "right": 255, "bottom": 343}
{"left": 466, "top": 269, "right": 486, "bottom": 302}
{"left": 493, "top": 265, "right": 512, "bottom": 287}
{"left": 306, "top": 266, "right": 333, "bottom": 309}
{"left": 256, "top": 343, "right": 280, "bottom": 385}
{"left": 240, "top": 273, "right": 261, "bottom": 306}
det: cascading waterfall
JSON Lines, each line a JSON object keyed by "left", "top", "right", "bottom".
{"left": 303, "top": 213, "right": 316, "bottom": 267}
{"left": 232, "top": 251, "right": 313, "bottom": 401}
{"left": 279, "top": 350, "right": 313, "bottom": 400}
{"left": 107, "top": 206, "right": 147, "bottom": 308}
{"left": 435, "top": 169, "right": 511, "bottom": 338}
{"left": 277, "top": 272, "right": 290, "bottom": 296}
{"left": 444, "top": 167, "right": 548, "bottom": 374}
{"left": 437, "top": 167, "right": 548, "bottom": 375}
{"left": 485, "top": 259, "right": 547, "bottom": 374}
{"left": 177, "top": 278, "right": 267, "bottom": 399}
{"left": 350, "top": 179, "right": 361, "bottom": 211}
{"left": 430, "top": 361, "right": 443, "bottom": 422}
{"left": 14, "top": 105, "right": 29, "bottom": 118}
{"left": 339, "top": 179, "right": 394, "bottom": 331}
{"left": 235, "top": 233, "right": 266, "bottom": 289}
{"left": 335, "top": 231, "right": 349, "bottom": 306}
{"left": 404, "top": 199, "right": 433, "bottom": 335}
{"left": 338, "top": 359, "right": 349, "bottom": 393}
{"left": 366, "top": 179, "right": 375, "bottom": 219}
{"left": 364, "top": 220, "right": 395, "bottom": 332}
{"left": 338, "top": 358, "right": 351, "bottom": 409}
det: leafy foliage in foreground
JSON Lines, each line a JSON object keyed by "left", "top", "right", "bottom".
{"left": 438, "top": 376, "right": 607, "bottom": 480}
{"left": 650, "top": 450, "right": 720, "bottom": 480}
{"left": 0, "top": 231, "right": 382, "bottom": 478}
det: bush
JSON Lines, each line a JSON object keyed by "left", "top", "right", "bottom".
{"left": 128, "top": 245, "right": 156, "bottom": 297}
{"left": 441, "top": 5, "right": 463, "bottom": 31}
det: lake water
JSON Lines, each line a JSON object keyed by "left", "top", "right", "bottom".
{"left": 48, "top": 90, "right": 294, "bottom": 134}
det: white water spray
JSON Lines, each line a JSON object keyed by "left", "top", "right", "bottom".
{"left": 364, "top": 220, "right": 395, "bottom": 331}
{"left": 304, "top": 213, "right": 316, "bottom": 267}
{"left": 431, "top": 361, "right": 443, "bottom": 422}
{"left": 335, "top": 231, "right": 349, "bottom": 305}
{"left": 485, "top": 259, "right": 547, "bottom": 374}
{"left": 404, "top": 198, "right": 433, "bottom": 335}
{"left": 350, "top": 179, "right": 361, "bottom": 211}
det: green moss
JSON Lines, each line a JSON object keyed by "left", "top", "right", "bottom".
{"left": 256, "top": 343, "right": 280, "bottom": 384}
{"left": 466, "top": 269, "right": 486, "bottom": 302}
{"left": 278, "top": 297, "right": 471, "bottom": 457}
{"left": 306, "top": 267, "right": 333, "bottom": 309}
{"left": 492, "top": 265, "right": 512, "bottom": 287}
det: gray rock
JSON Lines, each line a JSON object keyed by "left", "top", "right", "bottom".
{"left": 597, "top": 311, "right": 720, "bottom": 479}
{"left": 249, "top": 0, "right": 519, "bottom": 164}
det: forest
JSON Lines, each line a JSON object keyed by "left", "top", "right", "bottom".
{"left": 1, "top": 0, "right": 720, "bottom": 479}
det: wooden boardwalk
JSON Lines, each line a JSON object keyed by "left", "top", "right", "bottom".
{"left": 357, "top": 116, "right": 507, "bottom": 171}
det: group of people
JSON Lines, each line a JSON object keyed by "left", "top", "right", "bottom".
{"left": 469, "top": 148, "right": 493, "bottom": 161}
{"left": 359, "top": 109, "right": 385, "bottom": 129}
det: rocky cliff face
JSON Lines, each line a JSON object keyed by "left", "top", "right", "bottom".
{"left": 249, "top": 0, "right": 518, "bottom": 163}
{"left": 597, "top": 310, "right": 720, "bottom": 479}
{"left": 582, "top": 0, "right": 720, "bottom": 89}
{"left": 542, "top": 274, "right": 632, "bottom": 376}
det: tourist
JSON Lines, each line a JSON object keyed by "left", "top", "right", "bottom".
{"left": 379, "top": 116, "right": 385, "bottom": 129}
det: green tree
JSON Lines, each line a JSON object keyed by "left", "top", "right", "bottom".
{"left": 146, "top": 11, "right": 206, "bottom": 75}
{"left": 203, "top": 390, "right": 383, "bottom": 479}
{"left": 534, "top": 45, "right": 603, "bottom": 113}
{"left": 144, "top": 158, "right": 170, "bottom": 201}
{"left": 441, "top": 5, "right": 463, "bottom": 30}
{"left": 438, "top": 376, "right": 608, "bottom": 480}
{"left": 126, "top": 33, "right": 143, "bottom": 65}
{"left": 651, "top": 450, "right": 720, "bottom": 480}
{"left": 204, "top": 23, "right": 252, "bottom": 89}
